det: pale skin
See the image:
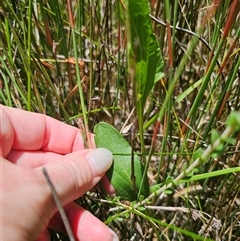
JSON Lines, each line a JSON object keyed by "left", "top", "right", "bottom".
{"left": 0, "top": 105, "right": 117, "bottom": 241}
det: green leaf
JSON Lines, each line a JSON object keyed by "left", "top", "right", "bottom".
{"left": 164, "top": 189, "right": 173, "bottom": 195}
{"left": 150, "top": 183, "right": 162, "bottom": 193}
{"left": 175, "top": 78, "right": 203, "bottom": 103}
{"left": 193, "top": 147, "right": 204, "bottom": 160}
{"left": 94, "top": 122, "right": 149, "bottom": 201}
{"left": 211, "top": 129, "right": 220, "bottom": 144}
{"left": 165, "top": 176, "right": 174, "bottom": 185}
{"left": 225, "top": 137, "right": 236, "bottom": 146}
{"left": 226, "top": 111, "right": 240, "bottom": 131}
{"left": 210, "top": 129, "right": 223, "bottom": 157}
{"left": 127, "top": 0, "right": 164, "bottom": 106}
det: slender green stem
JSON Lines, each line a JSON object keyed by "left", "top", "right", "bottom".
{"left": 27, "top": 0, "right": 33, "bottom": 111}
{"left": 188, "top": 38, "right": 225, "bottom": 123}
{"left": 69, "top": 1, "right": 92, "bottom": 147}
{"left": 89, "top": 0, "right": 94, "bottom": 103}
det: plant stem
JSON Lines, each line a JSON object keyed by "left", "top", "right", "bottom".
{"left": 67, "top": 0, "right": 92, "bottom": 148}
{"left": 27, "top": 0, "right": 33, "bottom": 111}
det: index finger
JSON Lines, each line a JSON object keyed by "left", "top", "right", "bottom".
{"left": 1, "top": 105, "right": 88, "bottom": 156}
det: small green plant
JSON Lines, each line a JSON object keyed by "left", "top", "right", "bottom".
{"left": 96, "top": 111, "right": 240, "bottom": 201}
{"left": 94, "top": 112, "right": 240, "bottom": 203}
{"left": 102, "top": 111, "right": 240, "bottom": 241}
{"left": 94, "top": 122, "right": 149, "bottom": 201}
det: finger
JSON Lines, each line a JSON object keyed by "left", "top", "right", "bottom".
{"left": 35, "top": 229, "right": 51, "bottom": 241}
{"left": 6, "top": 149, "right": 90, "bottom": 167}
{"left": 1, "top": 105, "right": 94, "bottom": 156}
{"left": 48, "top": 202, "right": 118, "bottom": 241}
{"left": 38, "top": 148, "right": 113, "bottom": 206}
{"left": 7, "top": 149, "right": 116, "bottom": 194}
{"left": 0, "top": 105, "right": 14, "bottom": 157}
{"left": 101, "top": 175, "right": 116, "bottom": 194}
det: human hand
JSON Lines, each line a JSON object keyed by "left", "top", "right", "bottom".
{"left": 0, "top": 105, "right": 118, "bottom": 241}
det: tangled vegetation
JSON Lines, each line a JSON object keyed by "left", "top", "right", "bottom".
{"left": 0, "top": 0, "right": 239, "bottom": 240}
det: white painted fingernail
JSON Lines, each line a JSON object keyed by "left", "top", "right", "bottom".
{"left": 85, "top": 148, "right": 113, "bottom": 176}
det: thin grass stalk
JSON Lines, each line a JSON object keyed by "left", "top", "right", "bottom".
{"left": 79, "top": 0, "right": 84, "bottom": 58}
{"left": 1, "top": 21, "right": 12, "bottom": 106}
{"left": 89, "top": 0, "right": 94, "bottom": 104}
{"left": 114, "top": 0, "right": 121, "bottom": 110}
{"left": 1, "top": 9, "right": 27, "bottom": 59}
{"left": 27, "top": 0, "right": 33, "bottom": 111}
{"left": 51, "top": 0, "right": 68, "bottom": 56}
{"left": 0, "top": 91, "right": 8, "bottom": 105}
{"left": 218, "top": 38, "right": 238, "bottom": 76}
{"left": 143, "top": 28, "right": 204, "bottom": 131}
{"left": 156, "top": 0, "right": 173, "bottom": 182}
{"left": 194, "top": 71, "right": 223, "bottom": 133}
{"left": 0, "top": 57, "right": 28, "bottom": 105}
{"left": 22, "top": 2, "right": 28, "bottom": 46}
{"left": 32, "top": 70, "right": 45, "bottom": 113}
{"left": 1, "top": 14, "right": 38, "bottom": 109}
{"left": 203, "top": 50, "right": 240, "bottom": 139}
{"left": 172, "top": 0, "right": 178, "bottom": 51}
{"left": 187, "top": 38, "right": 225, "bottom": 127}
{"left": 166, "top": 0, "right": 182, "bottom": 178}
{"left": 1, "top": 1, "right": 23, "bottom": 33}
{"left": 4, "top": 19, "right": 13, "bottom": 65}
{"left": 192, "top": 4, "right": 239, "bottom": 132}
{"left": 35, "top": 61, "right": 69, "bottom": 118}
{"left": 36, "top": 0, "right": 52, "bottom": 57}
{"left": 222, "top": 0, "right": 240, "bottom": 39}
{"left": 67, "top": 0, "right": 92, "bottom": 148}
{"left": 136, "top": 94, "right": 146, "bottom": 191}
{"left": 209, "top": 0, "right": 225, "bottom": 47}
{"left": 0, "top": 72, "right": 11, "bottom": 106}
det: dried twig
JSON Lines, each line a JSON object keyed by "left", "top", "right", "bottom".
{"left": 42, "top": 167, "right": 76, "bottom": 241}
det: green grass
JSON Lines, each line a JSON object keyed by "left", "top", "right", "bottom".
{"left": 0, "top": 0, "right": 240, "bottom": 240}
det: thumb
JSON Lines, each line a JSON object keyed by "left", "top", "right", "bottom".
{"left": 37, "top": 148, "right": 113, "bottom": 206}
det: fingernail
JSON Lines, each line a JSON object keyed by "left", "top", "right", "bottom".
{"left": 108, "top": 228, "right": 119, "bottom": 241}
{"left": 85, "top": 148, "right": 113, "bottom": 176}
